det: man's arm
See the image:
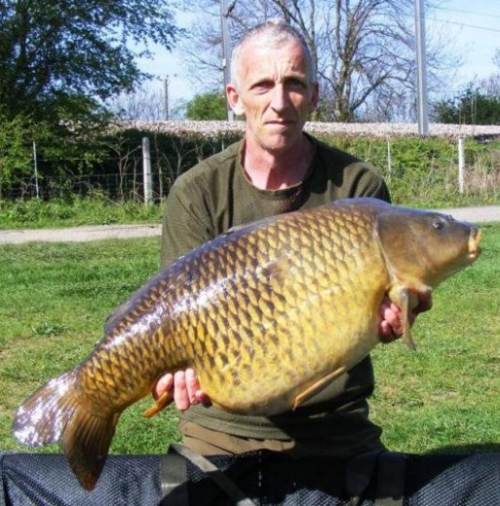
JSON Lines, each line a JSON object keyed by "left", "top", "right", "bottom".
{"left": 160, "top": 180, "right": 214, "bottom": 268}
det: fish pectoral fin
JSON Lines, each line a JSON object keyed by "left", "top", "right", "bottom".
{"left": 388, "top": 285, "right": 417, "bottom": 350}
{"left": 399, "top": 288, "right": 414, "bottom": 350}
{"left": 293, "top": 367, "right": 347, "bottom": 410}
{"left": 143, "top": 390, "right": 174, "bottom": 418}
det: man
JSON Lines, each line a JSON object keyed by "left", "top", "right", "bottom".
{"left": 155, "top": 21, "right": 422, "bottom": 459}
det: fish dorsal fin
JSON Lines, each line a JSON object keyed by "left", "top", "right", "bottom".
{"left": 226, "top": 214, "right": 279, "bottom": 236}
{"left": 227, "top": 223, "right": 249, "bottom": 234}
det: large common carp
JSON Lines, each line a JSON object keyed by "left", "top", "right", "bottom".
{"left": 12, "top": 198, "right": 481, "bottom": 490}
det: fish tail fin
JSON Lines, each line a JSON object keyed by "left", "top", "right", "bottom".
{"left": 12, "top": 370, "right": 80, "bottom": 447}
{"left": 62, "top": 409, "right": 120, "bottom": 490}
{"left": 12, "top": 369, "right": 119, "bottom": 490}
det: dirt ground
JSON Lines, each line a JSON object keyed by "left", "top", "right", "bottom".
{"left": 0, "top": 206, "right": 498, "bottom": 245}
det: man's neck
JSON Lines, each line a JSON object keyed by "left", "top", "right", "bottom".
{"left": 242, "top": 135, "right": 315, "bottom": 190}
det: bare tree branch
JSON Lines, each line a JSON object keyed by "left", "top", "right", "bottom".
{"left": 175, "top": 0, "right": 459, "bottom": 121}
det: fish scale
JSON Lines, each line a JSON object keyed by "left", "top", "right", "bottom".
{"left": 12, "top": 198, "right": 481, "bottom": 490}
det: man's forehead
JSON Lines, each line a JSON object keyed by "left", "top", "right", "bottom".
{"left": 242, "top": 37, "right": 304, "bottom": 57}
{"left": 240, "top": 40, "right": 308, "bottom": 75}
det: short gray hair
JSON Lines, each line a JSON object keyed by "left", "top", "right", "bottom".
{"left": 230, "top": 20, "right": 316, "bottom": 91}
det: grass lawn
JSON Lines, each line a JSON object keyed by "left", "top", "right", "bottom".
{"left": 1, "top": 223, "right": 499, "bottom": 458}
{"left": 0, "top": 237, "right": 180, "bottom": 456}
{"left": 371, "top": 222, "right": 500, "bottom": 454}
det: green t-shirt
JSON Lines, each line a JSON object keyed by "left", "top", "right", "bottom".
{"left": 160, "top": 135, "right": 391, "bottom": 456}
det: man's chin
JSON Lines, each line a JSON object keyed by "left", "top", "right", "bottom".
{"left": 259, "top": 132, "right": 303, "bottom": 154}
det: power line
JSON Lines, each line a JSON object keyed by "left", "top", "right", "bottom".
{"left": 430, "top": 5, "right": 500, "bottom": 33}
{"left": 434, "top": 6, "right": 500, "bottom": 21}
{"left": 431, "top": 17, "right": 500, "bottom": 34}
{"left": 401, "top": 7, "right": 500, "bottom": 36}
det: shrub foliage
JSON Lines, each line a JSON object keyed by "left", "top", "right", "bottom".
{"left": 0, "top": 122, "right": 499, "bottom": 208}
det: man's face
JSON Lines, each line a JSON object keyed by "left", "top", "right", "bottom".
{"left": 227, "top": 39, "right": 318, "bottom": 154}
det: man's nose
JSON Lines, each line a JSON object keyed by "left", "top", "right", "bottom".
{"left": 270, "top": 84, "right": 288, "bottom": 111}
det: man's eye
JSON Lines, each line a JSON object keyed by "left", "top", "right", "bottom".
{"left": 287, "top": 78, "right": 306, "bottom": 89}
{"left": 252, "top": 81, "right": 273, "bottom": 91}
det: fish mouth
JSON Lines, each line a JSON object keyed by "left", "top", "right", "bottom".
{"left": 467, "top": 227, "right": 482, "bottom": 260}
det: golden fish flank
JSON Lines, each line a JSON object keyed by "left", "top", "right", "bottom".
{"left": 12, "top": 198, "right": 481, "bottom": 490}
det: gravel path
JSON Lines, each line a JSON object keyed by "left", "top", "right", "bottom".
{"left": 0, "top": 224, "right": 161, "bottom": 245}
{"left": 432, "top": 206, "right": 500, "bottom": 224}
{"left": 0, "top": 206, "right": 498, "bottom": 245}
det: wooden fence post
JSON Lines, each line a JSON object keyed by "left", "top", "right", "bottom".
{"left": 142, "top": 137, "right": 153, "bottom": 205}
{"left": 458, "top": 137, "right": 465, "bottom": 194}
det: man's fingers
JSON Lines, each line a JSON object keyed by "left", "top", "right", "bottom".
{"left": 185, "top": 368, "right": 212, "bottom": 406}
{"left": 185, "top": 368, "right": 199, "bottom": 404}
{"left": 153, "top": 369, "right": 211, "bottom": 410}
{"left": 380, "top": 300, "right": 401, "bottom": 341}
{"left": 379, "top": 320, "right": 396, "bottom": 343}
{"left": 173, "top": 370, "right": 190, "bottom": 411}
{"left": 196, "top": 390, "right": 212, "bottom": 406}
{"left": 380, "top": 297, "right": 427, "bottom": 343}
{"left": 153, "top": 373, "right": 174, "bottom": 400}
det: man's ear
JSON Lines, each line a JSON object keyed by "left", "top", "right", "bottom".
{"left": 226, "top": 84, "right": 245, "bottom": 116}
{"left": 310, "top": 82, "right": 319, "bottom": 113}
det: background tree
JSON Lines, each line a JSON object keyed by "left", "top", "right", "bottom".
{"left": 176, "top": 0, "right": 458, "bottom": 122}
{"left": 477, "top": 48, "right": 500, "bottom": 99}
{"left": 185, "top": 92, "right": 227, "bottom": 120}
{"left": 0, "top": 0, "right": 180, "bottom": 187}
{"left": 0, "top": 0, "right": 180, "bottom": 123}
{"left": 0, "top": 113, "right": 32, "bottom": 200}
{"left": 432, "top": 84, "right": 500, "bottom": 125}
{"left": 108, "top": 83, "right": 169, "bottom": 121}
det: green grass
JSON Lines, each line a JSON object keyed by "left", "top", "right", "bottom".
{"left": 1, "top": 225, "right": 500, "bottom": 459}
{"left": 0, "top": 237, "right": 180, "bottom": 456}
{"left": 0, "top": 196, "right": 163, "bottom": 229}
{"left": 371, "top": 222, "right": 500, "bottom": 454}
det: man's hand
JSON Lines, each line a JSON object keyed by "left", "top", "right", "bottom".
{"left": 153, "top": 368, "right": 210, "bottom": 411}
{"left": 379, "top": 299, "right": 407, "bottom": 342}
{"left": 379, "top": 294, "right": 432, "bottom": 343}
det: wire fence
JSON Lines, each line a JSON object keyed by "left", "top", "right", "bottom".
{"left": 2, "top": 134, "right": 500, "bottom": 203}
{"left": 2, "top": 171, "right": 174, "bottom": 202}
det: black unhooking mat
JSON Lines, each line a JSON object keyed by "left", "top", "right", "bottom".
{"left": 1, "top": 449, "right": 500, "bottom": 506}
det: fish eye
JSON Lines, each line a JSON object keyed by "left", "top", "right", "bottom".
{"left": 432, "top": 217, "right": 447, "bottom": 230}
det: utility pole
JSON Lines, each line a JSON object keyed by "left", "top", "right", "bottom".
{"left": 220, "top": 0, "right": 235, "bottom": 121}
{"left": 415, "top": 0, "right": 429, "bottom": 136}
